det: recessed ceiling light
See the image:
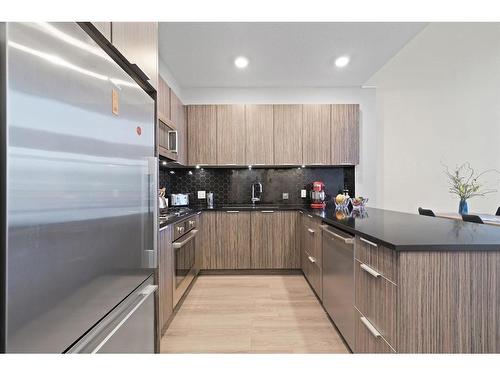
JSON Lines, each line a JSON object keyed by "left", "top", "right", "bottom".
{"left": 334, "top": 56, "right": 350, "bottom": 68}
{"left": 234, "top": 56, "right": 249, "bottom": 69}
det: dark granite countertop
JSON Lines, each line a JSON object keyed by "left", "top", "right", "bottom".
{"left": 161, "top": 204, "right": 500, "bottom": 251}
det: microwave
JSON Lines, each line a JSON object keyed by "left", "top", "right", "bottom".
{"left": 159, "top": 120, "right": 178, "bottom": 154}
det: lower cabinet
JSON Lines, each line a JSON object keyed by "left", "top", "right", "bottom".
{"left": 301, "top": 213, "right": 323, "bottom": 299}
{"left": 215, "top": 211, "right": 251, "bottom": 269}
{"left": 250, "top": 211, "right": 300, "bottom": 269}
{"left": 354, "top": 309, "right": 395, "bottom": 353}
{"left": 158, "top": 225, "right": 173, "bottom": 335}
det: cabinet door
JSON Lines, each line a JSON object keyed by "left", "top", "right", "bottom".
{"left": 200, "top": 211, "right": 218, "bottom": 270}
{"left": 157, "top": 76, "right": 171, "bottom": 125}
{"left": 111, "top": 22, "right": 158, "bottom": 89}
{"left": 92, "top": 22, "right": 111, "bottom": 41}
{"left": 354, "top": 309, "right": 395, "bottom": 353}
{"left": 302, "top": 104, "right": 331, "bottom": 165}
{"left": 245, "top": 105, "right": 274, "bottom": 165}
{"left": 331, "top": 104, "right": 359, "bottom": 165}
{"left": 171, "top": 91, "right": 187, "bottom": 165}
{"left": 278, "top": 211, "right": 300, "bottom": 269}
{"left": 216, "top": 211, "right": 251, "bottom": 269}
{"left": 187, "top": 105, "right": 217, "bottom": 166}
{"left": 216, "top": 105, "right": 246, "bottom": 165}
{"left": 250, "top": 211, "right": 276, "bottom": 269}
{"left": 158, "top": 226, "right": 173, "bottom": 335}
{"left": 273, "top": 105, "right": 303, "bottom": 165}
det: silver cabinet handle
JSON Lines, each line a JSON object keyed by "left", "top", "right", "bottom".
{"left": 226, "top": 210, "right": 240, "bottom": 213}
{"left": 308, "top": 256, "right": 316, "bottom": 264}
{"left": 298, "top": 211, "right": 303, "bottom": 214}
{"left": 261, "top": 210, "right": 275, "bottom": 213}
{"left": 91, "top": 284, "right": 157, "bottom": 353}
{"left": 307, "top": 214, "right": 313, "bottom": 218}
{"left": 360, "top": 263, "right": 381, "bottom": 278}
{"left": 307, "top": 228, "right": 315, "bottom": 234}
{"left": 360, "top": 237, "right": 378, "bottom": 247}
{"left": 360, "top": 316, "right": 381, "bottom": 338}
{"left": 173, "top": 230, "right": 198, "bottom": 248}
{"left": 188, "top": 220, "right": 195, "bottom": 225}
{"left": 321, "top": 225, "right": 353, "bottom": 244}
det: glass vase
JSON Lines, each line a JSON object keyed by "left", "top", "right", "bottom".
{"left": 459, "top": 199, "right": 469, "bottom": 215}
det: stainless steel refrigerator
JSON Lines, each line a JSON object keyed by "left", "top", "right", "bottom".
{"left": 0, "top": 22, "right": 157, "bottom": 353}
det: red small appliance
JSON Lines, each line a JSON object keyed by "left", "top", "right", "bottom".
{"left": 310, "top": 181, "right": 326, "bottom": 209}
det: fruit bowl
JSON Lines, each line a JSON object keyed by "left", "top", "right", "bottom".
{"left": 334, "top": 194, "right": 351, "bottom": 210}
{"left": 351, "top": 197, "right": 369, "bottom": 210}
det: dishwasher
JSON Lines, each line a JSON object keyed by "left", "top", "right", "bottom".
{"left": 321, "top": 224, "right": 355, "bottom": 350}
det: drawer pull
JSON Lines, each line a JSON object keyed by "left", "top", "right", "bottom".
{"left": 360, "top": 263, "right": 381, "bottom": 278}
{"left": 321, "top": 225, "right": 353, "bottom": 244}
{"left": 261, "top": 210, "right": 275, "bottom": 213}
{"left": 360, "top": 237, "right": 378, "bottom": 247}
{"left": 307, "top": 214, "right": 313, "bottom": 218}
{"left": 226, "top": 210, "right": 240, "bottom": 213}
{"left": 360, "top": 317, "right": 382, "bottom": 338}
{"left": 307, "top": 228, "right": 315, "bottom": 234}
{"left": 308, "top": 256, "right": 316, "bottom": 264}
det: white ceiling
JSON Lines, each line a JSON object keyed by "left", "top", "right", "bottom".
{"left": 158, "top": 22, "right": 427, "bottom": 88}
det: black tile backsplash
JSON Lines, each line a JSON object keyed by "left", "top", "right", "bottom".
{"left": 160, "top": 166, "right": 355, "bottom": 206}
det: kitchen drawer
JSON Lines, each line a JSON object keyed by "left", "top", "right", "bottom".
{"left": 354, "top": 309, "right": 396, "bottom": 353}
{"left": 303, "top": 249, "right": 322, "bottom": 300}
{"left": 354, "top": 236, "right": 396, "bottom": 282}
{"left": 173, "top": 222, "right": 186, "bottom": 241}
{"left": 354, "top": 259, "right": 397, "bottom": 348}
{"left": 303, "top": 214, "right": 322, "bottom": 266}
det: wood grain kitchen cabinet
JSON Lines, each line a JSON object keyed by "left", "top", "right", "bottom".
{"left": 111, "top": 22, "right": 158, "bottom": 89}
{"left": 171, "top": 91, "right": 187, "bottom": 165}
{"left": 187, "top": 105, "right": 217, "bottom": 166}
{"left": 216, "top": 105, "right": 246, "bottom": 165}
{"left": 301, "top": 213, "right": 322, "bottom": 299}
{"left": 200, "top": 211, "right": 218, "bottom": 270}
{"left": 157, "top": 76, "right": 171, "bottom": 126}
{"left": 331, "top": 104, "right": 359, "bottom": 165}
{"left": 245, "top": 105, "right": 274, "bottom": 165}
{"left": 302, "top": 104, "right": 331, "bottom": 165}
{"left": 158, "top": 225, "right": 173, "bottom": 335}
{"left": 354, "top": 309, "right": 395, "bottom": 353}
{"left": 215, "top": 211, "right": 251, "bottom": 269}
{"left": 92, "top": 22, "right": 111, "bottom": 41}
{"left": 273, "top": 105, "right": 303, "bottom": 165}
{"left": 250, "top": 211, "right": 300, "bottom": 269}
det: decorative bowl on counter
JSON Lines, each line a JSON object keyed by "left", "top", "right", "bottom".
{"left": 351, "top": 197, "right": 369, "bottom": 210}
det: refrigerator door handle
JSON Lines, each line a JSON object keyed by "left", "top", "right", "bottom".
{"left": 90, "top": 284, "right": 157, "bottom": 353}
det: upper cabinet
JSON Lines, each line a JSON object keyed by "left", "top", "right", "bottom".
{"left": 302, "top": 104, "right": 331, "bottom": 165}
{"left": 111, "top": 22, "right": 158, "bottom": 90}
{"left": 91, "top": 22, "right": 111, "bottom": 41}
{"left": 187, "top": 105, "right": 217, "bottom": 166}
{"left": 171, "top": 91, "right": 187, "bottom": 165}
{"left": 331, "top": 104, "right": 360, "bottom": 165}
{"left": 273, "top": 105, "right": 303, "bottom": 165}
{"left": 245, "top": 105, "right": 274, "bottom": 165}
{"left": 184, "top": 103, "right": 359, "bottom": 167}
{"left": 216, "top": 105, "right": 246, "bottom": 165}
{"left": 157, "top": 76, "right": 171, "bottom": 125}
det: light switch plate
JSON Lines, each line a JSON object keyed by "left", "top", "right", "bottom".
{"left": 301, "top": 189, "right": 307, "bottom": 198}
{"left": 282, "top": 193, "right": 289, "bottom": 200}
{"left": 197, "top": 190, "right": 206, "bottom": 199}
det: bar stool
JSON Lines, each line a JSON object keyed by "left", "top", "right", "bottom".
{"left": 418, "top": 207, "right": 435, "bottom": 217}
{"left": 462, "top": 214, "right": 484, "bottom": 224}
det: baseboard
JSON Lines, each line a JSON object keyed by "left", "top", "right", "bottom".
{"left": 199, "top": 269, "right": 303, "bottom": 276}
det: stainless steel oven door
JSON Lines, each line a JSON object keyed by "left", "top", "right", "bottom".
{"left": 172, "top": 229, "right": 198, "bottom": 306}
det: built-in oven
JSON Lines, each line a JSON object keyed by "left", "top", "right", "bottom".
{"left": 172, "top": 216, "right": 199, "bottom": 307}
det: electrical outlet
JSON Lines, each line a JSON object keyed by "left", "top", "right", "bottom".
{"left": 282, "top": 193, "right": 289, "bottom": 200}
{"left": 301, "top": 189, "right": 307, "bottom": 198}
{"left": 197, "top": 190, "right": 206, "bottom": 199}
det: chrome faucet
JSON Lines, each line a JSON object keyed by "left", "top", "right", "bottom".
{"left": 251, "top": 182, "right": 263, "bottom": 204}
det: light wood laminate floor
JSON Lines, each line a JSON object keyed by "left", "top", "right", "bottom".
{"left": 160, "top": 275, "right": 349, "bottom": 353}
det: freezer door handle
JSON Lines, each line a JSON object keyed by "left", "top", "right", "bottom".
{"left": 90, "top": 284, "right": 157, "bottom": 353}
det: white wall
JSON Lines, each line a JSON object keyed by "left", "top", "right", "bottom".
{"left": 368, "top": 23, "right": 500, "bottom": 214}
{"left": 180, "top": 87, "right": 377, "bottom": 206}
